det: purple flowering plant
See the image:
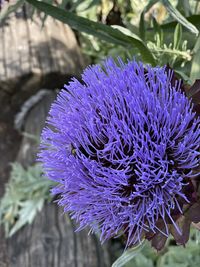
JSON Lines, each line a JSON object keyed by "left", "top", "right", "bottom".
{"left": 39, "top": 58, "right": 200, "bottom": 251}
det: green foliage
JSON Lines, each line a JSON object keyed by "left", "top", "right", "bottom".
{"left": 80, "top": 35, "right": 135, "bottom": 63}
{"left": 0, "top": 163, "right": 53, "bottom": 237}
{"left": 112, "top": 240, "right": 146, "bottom": 267}
{"left": 1, "top": 0, "right": 200, "bottom": 74}
{"left": 190, "top": 35, "right": 200, "bottom": 81}
{"left": 25, "top": 0, "right": 156, "bottom": 65}
{"left": 147, "top": 23, "right": 192, "bottom": 67}
{"left": 23, "top": 0, "right": 200, "bottom": 77}
{"left": 0, "top": 1, "right": 200, "bottom": 261}
{"left": 112, "top": 230, "right": 200, "bottom": 267}
{"left": 162, "top": 0, "right": 199, "bottom": 35}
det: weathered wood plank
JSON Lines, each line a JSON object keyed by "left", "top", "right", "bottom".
{"left": 7, "top": 204, "right": 111, "bottom": 267}
{"left": 0, "top": 6, "right": 85, "bottom": 84}
{"left": 0, "top": 3, "right": 86, "bottom": 197}
{"left": 6, "top": 91, "right": 111, "bottom": 267}
{"left": 0, "top": 5, "right": 111, "bottom": 266}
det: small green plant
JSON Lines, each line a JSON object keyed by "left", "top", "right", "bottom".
{"left": 113, "top": 229, "right": 200, "bottom": 267}
{"left": 0, "top": 163, "right": 53, "bottom": 237}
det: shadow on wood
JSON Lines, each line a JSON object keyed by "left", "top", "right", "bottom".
{"left": 0, "top": 6, "right": 111, "bottom": 267}
{"left": 6, "top": 92, "right": 111, "bottom": 267}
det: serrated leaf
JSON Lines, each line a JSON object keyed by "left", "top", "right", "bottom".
{"left": 9, "top": 199, "right": 44, "bottom": 236}
{"left": 25, "top": 0, "right": 156, "bottom": 65}
{"left": 162, "top": 0, "right": 199, "bottom": 35}
{"left": 0, "top": 163, "right": 54, "bottom": 237}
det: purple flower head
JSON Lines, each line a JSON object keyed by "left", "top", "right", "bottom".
{"left": 39, "top": 59, "right": 200, "bottom": 248}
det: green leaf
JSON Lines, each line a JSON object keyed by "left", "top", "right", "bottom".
{"left": 152, "top": 17, "right": 160, "bottom": 34}
{"left": 139, "top": 11, "right": 145, "bottom": 41}
{"left": 0, "top": 0, "right": 25, "bottom": 22}
{"left": 190, "top": 35, "right": 200, "bottom": 82}
{"left": 9, "top": 199, "right": 44, "bottom": 237}
{"left": 161, "top": 15, "right": 200, "bottom": 33}
{"left": 112, "top": 241, "right": 145, "bottom": 267}
{"left": 193, "top": 34, "right": 200, "bottom": 54}
{"left": 111, "top": 25, "right": 143, "bottom": 42}
{"left": 174, "top": 70, "right": 192, "bottom": 84}
{"left": 177, "top": 0, "right": 192, "bottom": 17}
{"left": 139, "top": 0, "right": 159, "bottom": 42}
{"left": 25, "top": 0, "right": 156, "bottom": 65}
{"left": 0, "top": 163, "right": 53, "bottom": 237}
{"left": 173, "top": 23, "right": 182, "bottom": 49}
{"left": 161, "top": 0, "right": 199, "bottom": 35}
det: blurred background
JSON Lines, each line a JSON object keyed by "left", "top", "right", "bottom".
{"left": 0, "top": 0, "right": 200, "bottom": 266}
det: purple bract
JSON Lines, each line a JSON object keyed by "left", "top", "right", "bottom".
{"left": 39, "top": 59, "right": 200, "bottom": 247}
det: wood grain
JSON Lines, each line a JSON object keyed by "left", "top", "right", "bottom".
{"left": 0, "top": 6, "right": 85, "bottom": 82}
{"left": 0, "top": 5, "right": 111, "bottom": 267}
{"left": 6, "top": 92, "right": 110, "bottom": 267}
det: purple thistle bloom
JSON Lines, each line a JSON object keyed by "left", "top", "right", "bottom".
{"left": 39, "top": 59, "right": 200, "bottom": 247}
